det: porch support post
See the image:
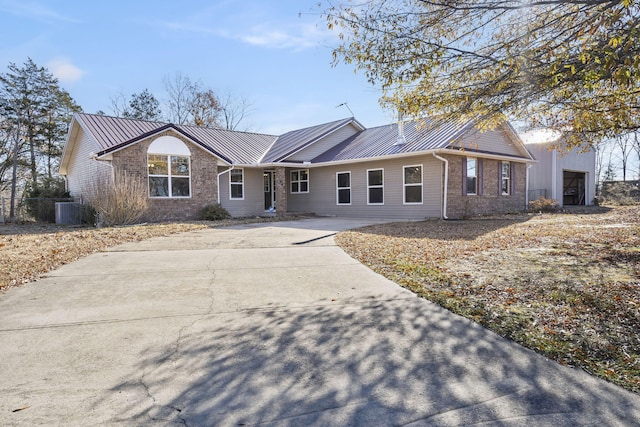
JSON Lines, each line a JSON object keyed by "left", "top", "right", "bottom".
{"left": 275, "top": 166, "right": 287, "bottom": 218}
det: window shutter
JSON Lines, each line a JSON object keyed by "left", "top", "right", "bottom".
{"left": 461, "top": 157, "right": 467, "bottom": 195}
{"left": 477, "top": 159, "right": 483, "bottom": 196}
{"left": 511, "top": 162, "right": 516, "bottom": 195}
{"left": 498, "top": 160, "right": 502, "bottom": 195}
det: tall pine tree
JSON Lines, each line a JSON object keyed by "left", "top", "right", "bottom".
{"left": 0, "top": 58, "right": 81, "bottom": 220}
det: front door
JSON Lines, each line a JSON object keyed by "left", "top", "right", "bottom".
{"left": 263, "top": 171, "right": 275, "bottom": 210}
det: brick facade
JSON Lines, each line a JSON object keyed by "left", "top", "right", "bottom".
{"left": 111, "top": 131, "right": 219, "bottom": 222}
{"left": 445, "top": 154, "right": 527, "bottom": 219}
{"left": 275, "top": 167, "right": 287, "bottom": 218}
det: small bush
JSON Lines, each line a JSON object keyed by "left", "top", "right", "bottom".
{"left": 199, "top": 204, "right": 231, "bottom": 221}
{"left": 528, "top": 197, "right": 559, "bottom": 212}
{"left": 81, "top": 204, "right": 98, "bottom": 226}
{"left": 87, "top": 168, "right": 149, "bottom": 226}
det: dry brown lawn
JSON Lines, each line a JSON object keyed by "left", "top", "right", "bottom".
{"left": 336, "top": 205, "right": 640, "bottom": 394}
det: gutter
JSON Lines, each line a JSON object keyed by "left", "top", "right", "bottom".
{"left": 217, "top": 165, "right": 235, "bottom": 204}
{"left": 432, "top": 152, "right": 449, "bottom": 220}
{"left": 437, "top": 148, "right": 536, "bottom": 163}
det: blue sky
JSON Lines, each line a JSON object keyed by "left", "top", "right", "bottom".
{"left": 0, "top": 0, "right": 395, "bottom": 134}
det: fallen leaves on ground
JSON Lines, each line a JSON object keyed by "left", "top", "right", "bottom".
{"left": 336, "top": 206, "right": 640, "bottom": 394}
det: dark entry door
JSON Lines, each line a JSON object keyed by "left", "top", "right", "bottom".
{"left": 563, "top": 171, "right": 586, "bottom": 205}
{"left": 264, "top": 172, "right": 275, "bottom": 210}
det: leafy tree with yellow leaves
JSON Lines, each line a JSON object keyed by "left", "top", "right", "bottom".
{"left": 325, "top": 0, "right": 640, "bottom": 149}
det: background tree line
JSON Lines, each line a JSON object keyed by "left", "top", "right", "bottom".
{"left": 103, "top": 72, "right": 252, "bottom": 130}
{"left": 0, "top": 59, "right": 251, "bottom": 221}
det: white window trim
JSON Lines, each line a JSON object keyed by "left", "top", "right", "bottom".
{"left": 336, "top": 171, "right": 352, "bottom": 205}
{"left": 467, "top": 157, "right": 478, "bottom": 196}
{"left": 367, "top": 168, "right": 384, "bottom": 205}
{"left": 290, "top": 169, "right": 309, "bottom": 194}
{"left": 148, "top": 154, "right": 192, "bottom": 199}
{"left": 229, "top": 168, "right": 245, "bottom": 200}
{"left": 403, "top": 164, "right": 423, "bottom": 205}
{"left": 501, "top": 161, "right": 511, "bottom": 195}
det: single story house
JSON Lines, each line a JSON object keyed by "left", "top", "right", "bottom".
{"left": 59, "top": 112, "right": 535, "bottom": 221}
{"left": 521, "top": 130, "right": 597, "bottom": 207}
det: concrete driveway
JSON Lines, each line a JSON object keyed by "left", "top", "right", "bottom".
{"left": 1, "top": 217, "right": 640, "bottom": 426}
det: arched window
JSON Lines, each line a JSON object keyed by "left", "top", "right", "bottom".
{"left": 147, "top": 136, "right": 191, "bottom": 198}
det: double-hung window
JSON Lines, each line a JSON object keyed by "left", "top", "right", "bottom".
{"left": 466, "top": 158, "right": 478, "bottom": 195}
{"left": 367, "top": 169, "right": 384, "bottom": 204}
{"left": 148, "top": 154, "right": 191, "bottom": 198}
{"left": 336, "top": 172, "right": 351, "bottom": 205}
{"left": 230, "top": 168, "right": 244, "bottom": 200}
{"left": 501, "top": 161, "right": 511, "bottom": 195}
{"left": 290, "top": 169, "right": 309, "bottom": 193}
{"left": 403, "top": 165, "right": 422, "bottom": 204}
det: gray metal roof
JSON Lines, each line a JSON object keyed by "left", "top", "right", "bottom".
{"left": 261, "top": 117, "right": 360, "bottom": 163}
{"left": 76, "top": 113, "right": 166, "bottom": 152}
{"left": 175, "top": 124, "right": 276, "bottom": 165}
{"left": 76, "top": 113, "right": 277, "bottom": 165}
{"left": 311, "top": 118, "right": 475, "bottom": 163}
{"left": 71, "top": 113, "right": 529, "bottom": 168}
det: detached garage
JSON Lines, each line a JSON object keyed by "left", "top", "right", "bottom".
{"left": 521, "top": 130, "right": 596, "bottom": 207}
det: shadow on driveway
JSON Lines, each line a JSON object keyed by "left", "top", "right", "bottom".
{"left": 106, "top": 296, "right": 640, "bottom": 426}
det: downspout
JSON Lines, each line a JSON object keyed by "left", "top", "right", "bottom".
{"left": 217, "top": 165, "right": 234, "bottom": 204}
{"left": 432, "top": 152, "right": 449, "bottom": 220}
{"left": 551, "top": 149, "right": 557, "bottom": 201}
{"left": 525, "top": 164, "right": 532, "bottom": 206}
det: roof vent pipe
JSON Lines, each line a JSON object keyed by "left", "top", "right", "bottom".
{"left": 394, "top": 112, "right": 406, "bottom": 146}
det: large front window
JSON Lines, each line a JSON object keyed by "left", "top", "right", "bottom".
{"left": 148, "top": 154, "right": 191, "bottom": 198}
{"left": 403, "top": 165, "right": 422, "bottom": 204}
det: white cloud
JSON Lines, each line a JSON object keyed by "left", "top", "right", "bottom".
{"left": 238, "top": 22, "right": 332, "bottom": 51}
{"left": 156, "top": 16, "right": 330, "bottom": 52}
{"left": 48, "top": 58, "right": 85, "bottom": 84}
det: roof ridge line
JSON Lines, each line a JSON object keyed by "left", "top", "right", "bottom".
{"left": 177, "top": 123, "right": 277, "bottom": 138}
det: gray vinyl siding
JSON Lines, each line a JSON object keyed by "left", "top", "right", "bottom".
{"left": 287, "top": 123, "right": 361, "bottom": 162}
{"left": 219, "top": 167, "right": 265, "bottom": 217}
{"left": 65, "top": 127, "right": 111, "bottom": 200}
{"left": 288, "top": 156, "right": 443, "bottom": 219}
{"left": 463, "top": 127, "right": 525, "bottom": 157}
{"left": 526, "top": 143, "right": 554, "bottom": 199}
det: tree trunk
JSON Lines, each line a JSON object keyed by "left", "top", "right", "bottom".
{"left": 9, "top": 124, "right": 20, "bottom": 221}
